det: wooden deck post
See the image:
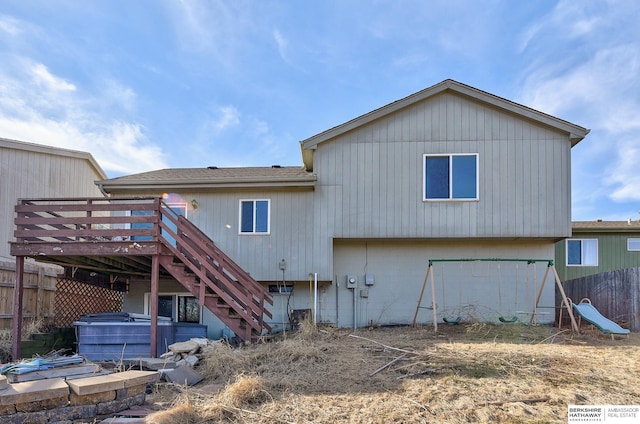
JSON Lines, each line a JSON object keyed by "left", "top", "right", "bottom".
{"left": 12, "top": 256, "right": 25, "bottom": 361}
{"left": 150, "top": 254, "right": 159, "bottom": 358}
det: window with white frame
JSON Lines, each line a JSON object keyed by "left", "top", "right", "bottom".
{"left": 239, "top": 199, "right": 270, "bottom": 234}
{"left": 628, "top": 238, "right": 640, "bottom": 251}
{"left": 423, "top": 153, "right": 478, "bottom": 200}
{"left": 147, "top": 293, "right": 201, "bottom": 323}
{"left": 566, "top": 239, "right": 598, "bottom": 266}
{"left": 129, "top": 202, "right": 187, "bottom": 242}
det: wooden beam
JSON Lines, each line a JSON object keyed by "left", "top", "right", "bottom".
{"left": 412, "top": 264, "right": 431, "bottom": 327}
{"left": 10, "top": 241, "right": 159, "bottom": 257}
{"left": 150, "top": 254, "right": 160, "bottom": 358}
{"left": 529, "top": 264, "right": 551, "bottom": 325}
{"left": 12, "top": 256, "right": 25, "bottom": 360}
{"left": 552, "top": 265, "right": 580, "bottom": 333}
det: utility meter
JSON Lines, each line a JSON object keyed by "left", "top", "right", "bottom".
{"left": 346, "top": 275, "right": 357, "bottom": 289}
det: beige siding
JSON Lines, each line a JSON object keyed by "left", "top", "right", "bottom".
{"left": 1, "top": 141, "right": 106, "bottom": 259}
{"left": 330, "top": 239, "right": 556, "bottom": 328}
{"left": 312, "top": 92, "right": 572, "bottom": 242}
{"left": 154, "top": 190, "right": 319, "bottom": 281}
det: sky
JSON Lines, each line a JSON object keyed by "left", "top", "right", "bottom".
{"left": 0, "top": 1, "right": 638, "bottom": 222}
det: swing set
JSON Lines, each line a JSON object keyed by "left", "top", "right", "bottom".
{"left": 411, "top": 258, "right": 580, "bottom": 333}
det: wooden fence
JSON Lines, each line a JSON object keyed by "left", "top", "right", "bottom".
{"left": 558, "top": 267, "right": 640, "bottom": 332}
{"left": 0, "top": 260, "right": 57, "bottom": 328}
{"left": 0, "top": 260, "right": 124, "bottom": 329}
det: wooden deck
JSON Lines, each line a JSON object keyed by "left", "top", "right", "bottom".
{"left": 10, "top": 197, "right": 273, "bottom": 359}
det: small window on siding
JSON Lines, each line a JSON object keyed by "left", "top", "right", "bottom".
{"left": 423, "top": 154, "right": 478, "bottom": 201}
{"left": 566, "top": 239, "right": 598, "bottom": 266}
{"left": 156, "top": 294, "right": 200, "bottom": 323}
{"left": 628, "top": 238, "right": 640, "bottom": 251}
{"left": 239, "top": 199, "right": 270, "bottom": 234}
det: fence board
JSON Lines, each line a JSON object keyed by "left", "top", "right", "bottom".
{"left": 559, "top": 267, "right": 640, "bottom": 331}
{"left": 0, "top": 261, "right": 58, "bottom": 328}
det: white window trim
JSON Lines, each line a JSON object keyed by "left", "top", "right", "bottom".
{"left": 628, "top": 238, "right": 640, "bottom": 251}
{"left": 566, "top": 238, "right": 599, "bottom": 267}
{"left": 144, "top": 291, "right": 202, "bottom": 323}
{"left": 165, "top": 202, "right": 188, "bottom": 218}
{"left": 119, "top": 202, "right": 187, "bottom": 229}
{"left": 422, "top": 153, "right": 479, "bottom": 202}
{"left": 238, "top": 199, "right": 271, "bottom": 235}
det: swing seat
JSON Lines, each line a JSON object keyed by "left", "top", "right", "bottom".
{"left": 443, "top": 316, "right": 461, "bottom": 325}
{"left": 498, "top": 316, "right": 518, "bottom": 323}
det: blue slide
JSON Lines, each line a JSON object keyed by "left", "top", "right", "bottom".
{"left": 572, "top": 302, "right": 630, "bottom": 335}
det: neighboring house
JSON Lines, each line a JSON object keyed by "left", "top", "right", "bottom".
{"left": 97, "top": 79, "right": 590, "bottom": 337}
{"left": 555, "top": 220, "right": 640, "bottom": 281}
{"left": 1, "top": 137, "right": 108, "bottom": 327}
{"left": 554, "top": 221, "right": 640, "bottom": 331}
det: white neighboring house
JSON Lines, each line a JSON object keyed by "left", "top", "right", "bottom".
{"left": 1, "top": 137, "right": 107, "bottom": 262}
{"left": 98, "top": 79, "right": 589, "bottom": 337}
{"left": 1, "top": 137, "right": 107, "bottom": 326}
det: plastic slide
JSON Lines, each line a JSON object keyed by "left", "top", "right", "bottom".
{"left": 572, "top": 302, "right": 630, "bottom": 335}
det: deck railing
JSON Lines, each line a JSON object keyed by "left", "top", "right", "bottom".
{"left": 12, "top": 196, "right": 272, "bottom": 340}
{"left": 13, "top": 197, "right": 162, "bottom": 244}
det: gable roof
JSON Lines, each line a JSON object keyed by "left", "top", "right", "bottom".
{"left": 0, "top": 136, "right": 107, "bottom": 180}
{"left": 299, "top": 79, "right": 590, "bottom": 170}
{"left": 98, "top": 166, "right": 316, "bottom": 193}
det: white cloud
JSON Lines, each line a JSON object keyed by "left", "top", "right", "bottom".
{"left": 0, "top": 59, "right": 167, "bottom": 175}
{"left": 518, "top": 0, "right": 640, "bottom": 209}
{"left": 0, "top": 14, "right": 21, "bottom": 36}
{"left": 211, "top": 106, "right": 240, "bottom": 132}
{"left": 101, "top": 79, "right": 137, "bottom": 113}
{"left": 273, "top": 29, "right": 289, "bottom": 63}
{"left": 169, "top": 0, "right": 250, "bottom": 64}
{"left": 608, "top": 137, "right": 640, "bottom": 202}
{"left": 32, "top": 63, "right": 76, "bottom": 92}
{"left": 522, "top": 45, "right": 640, "bottom": 133}
{"left": 519, "top": 1, "right": 604, "bottom": 52}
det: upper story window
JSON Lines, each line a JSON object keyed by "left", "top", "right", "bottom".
{"left": 423, "top": 153, "right": 478, "bottom": 201}
{"left": 566, "top": 239, "right": 598, "bottom": 266}
{"left": 628, "top": 238, "right": 640, "bottom": 251}
{"left": 239, "top": 199, "right": 270, "bottom": 234}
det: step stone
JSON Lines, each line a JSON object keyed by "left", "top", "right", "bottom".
{"left": 0, "top": 378, "right": 68, "bottom": 405}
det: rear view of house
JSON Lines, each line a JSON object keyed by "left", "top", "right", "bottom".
{"left": 97, "top": 79, "right": 589, "bottom": 336}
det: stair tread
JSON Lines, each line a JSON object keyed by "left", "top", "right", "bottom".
{"left": 159, "top": 225, "right": 272, "bottom": 343}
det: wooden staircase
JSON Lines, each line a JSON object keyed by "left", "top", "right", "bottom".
{"left": 157, "top": 207, "right": 273, "bottom": 342}
{"left": 10, "top": 197, "right": 273, "bottom": 344}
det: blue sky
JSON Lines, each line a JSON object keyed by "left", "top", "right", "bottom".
{"left": 0, "top": 1, "right": 638, "bottom": 221}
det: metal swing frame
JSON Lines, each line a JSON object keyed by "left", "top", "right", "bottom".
{"left": 411, "top": 258, "right": 580, "bottom": 333}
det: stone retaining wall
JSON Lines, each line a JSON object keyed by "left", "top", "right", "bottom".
{"left": 0, "top": 370, "right": 158, "bottom": 423}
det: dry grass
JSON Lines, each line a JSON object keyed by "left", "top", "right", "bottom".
{"left": 0, "top": 319, "right": 46, "bottom": 362}
{"left": 147, "top": 321, "right": 640, "bottom": 424}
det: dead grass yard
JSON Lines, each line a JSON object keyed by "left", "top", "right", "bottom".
{"left": 146, "top": 322, "right": 640, "bottom": 424}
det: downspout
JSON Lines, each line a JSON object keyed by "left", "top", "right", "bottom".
{"left": 353, "top": 285, "right": 357, "bottom": 329}
{"left": 313, "top": 272, "right": 318, "bottom": 323}
{"left": 335, "top": 275, "right": 339, "bottom": 327}
{"left": 97, "top": 182, "right": 109, "bottom": 198}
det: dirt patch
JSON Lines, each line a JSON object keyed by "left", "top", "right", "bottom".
{"left": 148, "top": 322, "right": 640, "bottom": 423}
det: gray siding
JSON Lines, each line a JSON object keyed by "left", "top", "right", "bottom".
{"left": 1, "top": 142, "right": 106, "bottom": 259}
{"left": 329, "top": 239, "right": 556, "bottom": 328}
{"left": 312, "top": 92, "right": 572, "bottom": 242}
{"left": 154, "top": 190, "right": 318, "bottom": 281}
